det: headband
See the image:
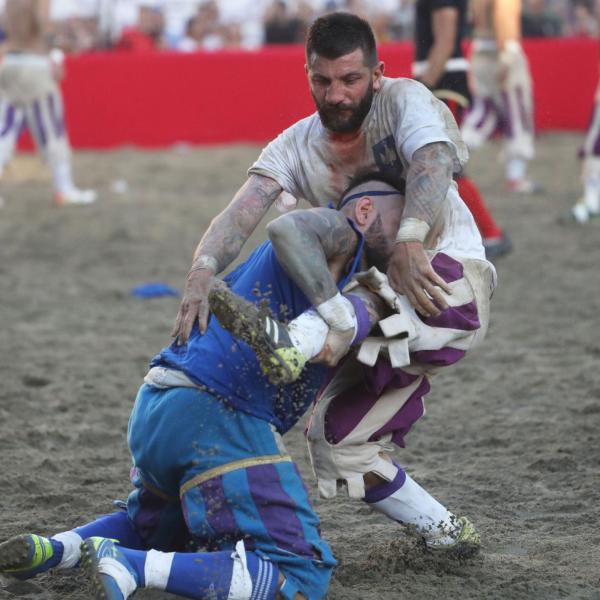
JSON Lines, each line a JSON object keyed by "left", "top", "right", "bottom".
{"left": 337, "top": 189, "right": 402, "bottom": 210}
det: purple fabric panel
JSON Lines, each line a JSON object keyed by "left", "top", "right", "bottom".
{"left": 501, "top": 90, "right": 514, "bottom": 138}
{"left": 419, "top": 300, "right": 480, "bottom": 331}
{"left": 368, "top": 377, "right": 429, "bottom": 448}
{"left": 246, "top": 463, "right": 313, "bottom": 557}
{"left": 430, "top": 252, "right": 463, "bottom": 284}
{"left": 364, "top": 463, "right": 407, "bottom": 504}
{"left": 324, "top": 362, "right": 418, "bottom": 445}
{"left": 47, "top": 93, "right": 65, "bottom": 137}
{"left": 345, "top": 293, "right": 371, "bottom": 345}
{"left": 474, "top": 97, "right": 493, "bottom": 129}
{"left": 32, "top": 100, "right": 47, "bottom": 146}
{"left": 0, "top": 103, "right": 15, "bottom": 137}
{"left": 411, "top": 347, "right": 466, "bottom": 366}
{"left": 364, "top": 359, "right": 419, "bottom": 397}
{"left": 199, "top": 476, "right": 239, "bottom": 540}
{"left": 591, "top": 103, "right": 600, "bottom": 156}
{"left": 130, "top": 486, "right": 169, "bottom": 545}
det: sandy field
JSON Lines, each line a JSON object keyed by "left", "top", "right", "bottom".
{"left": 1, "top": 133, "right": 599, "bottom": 600}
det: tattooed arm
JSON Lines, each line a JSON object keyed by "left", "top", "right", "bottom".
{"left": 266, "top": 207, "right": 359, "bottom": 306}
{"left": 172, "top": 174, "right": 282, "bottom": 342}
{"left": 387, "top": 142, "right": 453, "bottom": 317}
{"left": 269, "top": 208, "right": 391, "bottom": 368}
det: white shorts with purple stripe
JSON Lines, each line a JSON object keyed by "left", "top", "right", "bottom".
{"left": 461, "top": 45, "right": 535, "bottom": 161}
{"left": 306, "top": 253, "right": 496, "bottom": 499}
{"left": 0, "top": 53, "right": 70, "bottom": 171}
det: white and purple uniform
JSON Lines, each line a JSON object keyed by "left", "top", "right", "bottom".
{"left": 250, "top": 76, "right": 496, "bottom": 498}
{"left": 0, "top": 53, "right": 71, "bottom": 175}
{"left": 461, "top": 38, "right": 535, "bottom": 162}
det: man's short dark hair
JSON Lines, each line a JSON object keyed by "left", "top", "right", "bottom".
{"left": 306, "top": 12, "right": 377, "bottom": 67}
{"left": 342, "top": 170, "right": 404, "bottom": 197}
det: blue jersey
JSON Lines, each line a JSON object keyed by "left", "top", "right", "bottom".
{"left": 151, "top": 233, "right": 364, "bottom": 434}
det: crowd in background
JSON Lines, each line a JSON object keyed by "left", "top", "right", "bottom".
{"left": 0, "top": 0, "right": 596, "bottom": 54}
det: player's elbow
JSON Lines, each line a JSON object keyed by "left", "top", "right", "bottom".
{"left": 266, "top": 213, "right": 297, "bottom": 244}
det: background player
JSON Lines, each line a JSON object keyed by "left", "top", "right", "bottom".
{"left": 412, "top": 0, "right": 512, "bottom": 259}
{"left": 563, "top": 0, "right": 600, "bottom": 223}
{"left": 0, "top": 0, "right": 96, "bottom": 205}
{"left": 461, "top": 0, "right": 540, "bottom": 194}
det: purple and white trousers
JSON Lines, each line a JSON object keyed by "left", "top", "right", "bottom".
{"left": 306, "top": 253, "right": 496, "bottom": 499}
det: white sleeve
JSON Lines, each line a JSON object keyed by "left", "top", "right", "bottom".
{"left": 393, "top": 80, "right": 458, "bottom": 163}
{"left": 248, "top": 128, "right": 302, "bottom": 198}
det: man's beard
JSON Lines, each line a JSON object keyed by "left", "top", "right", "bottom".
{"left": 315, "top": 81, "right": 374, "bottom": 133}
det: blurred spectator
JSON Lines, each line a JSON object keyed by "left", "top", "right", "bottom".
{"left": 178, "top": 1, "right": 231, "bottom": 51}
{"left": 116, "top": 3, "right": 166, "bottom": 51}
{"left": 264, "top": 0, "right": 305, "bottom": 44}
{"left": 522, "top": 0, "right": 563, "bottom": 36}
{"left": 568, "top": 0, "right": 598, "bottom": 36}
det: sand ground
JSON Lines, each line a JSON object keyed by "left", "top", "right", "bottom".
{"left": 1, "top": 133, "right": 599, "bottom": 600}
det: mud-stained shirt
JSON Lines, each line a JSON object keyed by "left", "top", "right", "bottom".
{"left": 250, "top": 76, "right": 485, "bottom": 260}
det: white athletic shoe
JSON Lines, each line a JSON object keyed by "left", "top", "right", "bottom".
{"left": 558, "top": 200, "right": 600, "bottom": 224}
{"left": 507, "top": 178, "right": 543, "bottom": 195}
{"left": 55, "top": 187, "right": 97, "bottom": 206}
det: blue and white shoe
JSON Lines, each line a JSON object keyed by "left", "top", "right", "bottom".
{"left": 0, "top": 534, "right": 62, "bottom": 579}
{"left": 80, "top": 537, "right": 138, "bottom": 600}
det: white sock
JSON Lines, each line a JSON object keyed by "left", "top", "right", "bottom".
{"left": 52, "top": 160, "right": 76, "bottom": 195}
{"left": 52, "top": 531, "right": 83, "bottom": 569}
{"left": 584, "top": 185, "right": 600, "bottom": 213}
{"left": 144, "top": 549, "right": 174, "bottom": 590}
{"left": 506, "top": 157, "right": 527, "bottom": 182}
{"left": 369, "top": 474, "right": 458, "bottom": 544}
{"left": 287, "top": 309, "right": 329, "bottom": 361}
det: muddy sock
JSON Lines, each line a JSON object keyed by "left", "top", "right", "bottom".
{"left": 54, "top": 511, "right": 145, "bottom": 569}
{"left": 364, "top": 466, "right": 458, "bottom": 543}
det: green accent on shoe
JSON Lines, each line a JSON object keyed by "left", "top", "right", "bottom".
{"left": 80, "top": 537, "right": 133, "bottom": 600}
{"left": 209, "top": 283, "right": 307, "bottom": 385}
{"left": 427, "top": 516, "right": 481, "bottom": 559}
{"left": 0, "top": 534, "right": 57, "bottom": 578}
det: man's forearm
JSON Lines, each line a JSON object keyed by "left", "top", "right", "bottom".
{"left": 191, "top": 174, "right": 281, "bottom": 273}
{"left": 398, "top": 142, "right": 453, "bottom": 242}
{"left": 267, "top": 208, "right": 358, "bottom": 305}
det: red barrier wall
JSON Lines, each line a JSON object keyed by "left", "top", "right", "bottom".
{"left": 39, "top": 38, "right": 600, "bottom": 148}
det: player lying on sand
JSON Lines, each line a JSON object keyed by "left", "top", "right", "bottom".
{"left": 0, "top": 173, "right": 490, "bottom": 600}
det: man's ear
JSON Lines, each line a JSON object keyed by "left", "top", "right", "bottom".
{"left": 354, "top": 197, "right": 375, "bottom": 226}
{"left": 372, "top": 61, "right": 385, "bottom": 91}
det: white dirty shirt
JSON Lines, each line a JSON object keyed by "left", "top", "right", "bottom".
{"left": 249, "top": 77, "right": 485, "bottom": 260}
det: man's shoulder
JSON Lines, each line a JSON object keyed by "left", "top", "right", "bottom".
{"left": 379, "top": 77, "right": 432, "bottom": 104}
{"left": 278, "top": 111, "right": 320, "bottom": 140}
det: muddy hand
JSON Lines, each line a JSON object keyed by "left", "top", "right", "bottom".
{"left": 387, "top": 241, "right": 451, "bottom": 318}
{"left": 172, "top": 268, "right": 216, "bottom": 344}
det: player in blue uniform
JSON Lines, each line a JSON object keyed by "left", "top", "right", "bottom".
{"left": 0, "top": 174, "right": 403, "bottom": 600}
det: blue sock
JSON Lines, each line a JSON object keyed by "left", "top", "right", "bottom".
{"left": 118, "top": 547, "right": 280, "bottom": 600}
{"left": 73, "top": 511, "right": 145, "bottom": 549}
